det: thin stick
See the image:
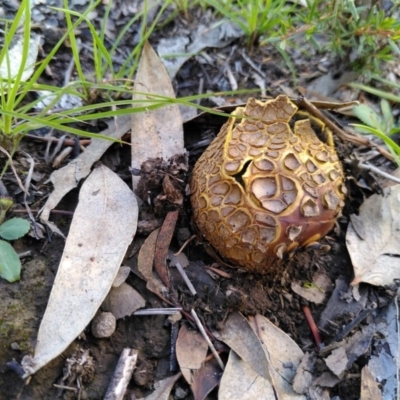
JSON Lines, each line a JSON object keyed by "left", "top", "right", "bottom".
{"left": 0, "top": 146, "right": 28, "bottom": 194}
{"left": 175, "top": 262, "right": 197, "bottom": 296}
{"left": 191, "top": 309, "right": 225, "bottom": 370}
{"left": 53, "top": 384, "right": 78, "bottom": 392}
{"left": 302, "top": 305, "right": 322, "bottom": 350}
{"left": 134, "top": 308, "right": 182, "bottom": 316}
{"left": 345, "top": 160, "right": 400, "bottom": 184}
{"left": 104, "top": 348, "right": 138, "bottom": 400}
{"left": 174, "top": 234, "right": 196, "bottom": 256}
{"left": 25, "top": 134, "right": 91, "bottom": 147}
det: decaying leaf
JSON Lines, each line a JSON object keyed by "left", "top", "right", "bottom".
{"left": 215, "top": 312, "right": 270, "bottom": 380}
{"left": 219, "top": 350, "right": 275, "bottom": 400}
{"left": 131, "top": 41, "right": 184, "bottom": 190}
{"left": 176, "top": 324, "right": 208, "bottom": 384}
{"left": 250, "top": 314, "right": 306, "bottom": 399}
{"left": 22, "top": 165, "right": 138, "bottom": 377}
{"left": 137, "top": 228, "right": 166, "bottom": 296}
{"left": 191, "top": 358, "right": 223, "bottom": 400}
{"left": 346, "top": 185, "right": 400, "bottom": 286}
{"left": 40, "top": 115, "right": 131, "bottom": 223}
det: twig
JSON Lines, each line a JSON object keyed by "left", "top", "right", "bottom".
{"left": 345, "top": 160, "right": 400, "bottom": 184}
{"left": 0, "top": 146, "right": 28, "bottom": 194}
{"left": 104, "top": 348, "right": 138, "bottom": 400}
{"left": 175, "top": 262, "right": 197, "bottom": 296}
{"left": 174, "top": 234, "right": 196, "bottom": 256}
{"left": 25, "top": 134, "right": 91, "bottom": 147}
{"left": 296, "top": 96, "right": 395, "bottom": 162}
{"left": 191, "top": 309, "right": 224, "bottom": 370}
{"left": 302, "top": 305, "right": 322, "bottom": 350}
{"left": 133, "top": 308, "right": 182, "bottom": 316}
{"left": 53, "top": 384, "right": 78, "bottom": 392}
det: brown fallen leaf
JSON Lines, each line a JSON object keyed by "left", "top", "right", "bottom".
{"left": 154, "top": 210, "right": 179, "bottom": 287}
{"left": 176, "top": 324, "right": 208, "bottom": 384}
{"left": 251, "top": 314, "right": 306, "bottom": 399}
{"left": 191, "top": 358, "right": 222, "bottom": 400}
{"left": 214, "top": 312, "right": 270, "bottom": 381}
{"left": 346, "top": 185, "right": 400, "bottom": 286}
{"left": 131, "top": 41, "right": 184, "bottom": 191}
{"left": 137, "top": 228, "right": 166, "bottom": 296}
{"left": 21, "top": 165, "right": 138, "bottom": 377}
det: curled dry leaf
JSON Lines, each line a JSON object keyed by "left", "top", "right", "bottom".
{"left": 137, "top": 228, "right": 166, "bottom": 296}
{"left": 154, "top": 210, "right": 179, "bottom": 287}
{"left": 346, "top": 185, "right": 400, "bottom": 286}
{"left": 21, "top": 165, "right": 138, "bottom": 377}
{"left": 131, "top": 41, "right": 184, "bottom": 191}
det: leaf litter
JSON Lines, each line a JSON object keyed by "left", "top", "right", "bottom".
{"left": 2, "top": 10, "right": 400, "bottom": 400}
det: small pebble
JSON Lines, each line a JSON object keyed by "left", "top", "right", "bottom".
{"left": 91, "top": 312, "right": 116, "bottom": 338}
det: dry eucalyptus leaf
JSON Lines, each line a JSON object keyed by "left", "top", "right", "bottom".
{"left": 176, "top": 324, "right": 208, "bottom": 384}
{"left": 21, "top": 165, "right": 138, "bottom": 377}
{"left": 346, "top": 185, "right": 400, "bottom": 286}
{"left": 40, "top": 115, "right": 131, "bottom": 223}
{"left": 250, "top": 314, "right": 306, "bottom": 399}
{"left": 215, "top": 312, "right": 270, "bottom": 380}
{"left": 131, "top": 41, "right": 184, "bottom": 190}
{"left": 219, "top": 350, "right": 275, "bottom": 400}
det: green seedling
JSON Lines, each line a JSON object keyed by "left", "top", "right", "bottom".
{"left": 352, "top": 94, "right": 400, "bottom": 167}
{"left": 0, "top": 197, "right": 30, "bottom": 283}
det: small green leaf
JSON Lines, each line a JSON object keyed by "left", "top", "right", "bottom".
{"left": 0, "top": 217, "right": 30, "bottom": 240}
{"left": 380, "top": 99, "right": 394, "bottom": 131}
{"left": 0, "top": 240, "right": 21, "bottom": 282}
{"left": 353, "top": 104, "right": 382, "bottom": 129}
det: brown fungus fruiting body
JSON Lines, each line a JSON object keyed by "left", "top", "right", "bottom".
{"left": 190, "top": 96, "right": 345, "bottom": 272}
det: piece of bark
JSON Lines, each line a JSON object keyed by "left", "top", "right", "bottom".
{"left": 104, "top": 348, "right": 138, "bottom": 400}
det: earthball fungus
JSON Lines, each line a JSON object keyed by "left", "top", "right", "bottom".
{"left": 190, "top": 95, "right": 345, "bottom": 272}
